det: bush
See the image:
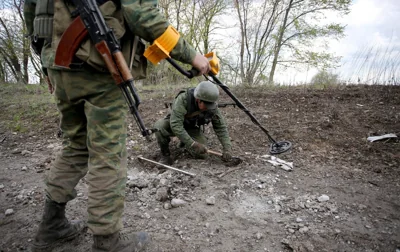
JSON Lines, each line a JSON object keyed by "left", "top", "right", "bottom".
{"left": 310, "top": 71, "right": 339, "bottom": 87}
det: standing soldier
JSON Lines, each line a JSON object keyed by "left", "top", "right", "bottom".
{"left": 23, "top": 0, "right": 211, "bottom": 251}
{"left": 154, "top": 81, "right": 233, "bottom": 165}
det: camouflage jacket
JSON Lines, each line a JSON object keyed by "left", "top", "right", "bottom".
{"left": 170, "top": 89, "right": 232, "bottom": 151}
{"left": 23, "top": 0, "right": 197, "bottom": 73}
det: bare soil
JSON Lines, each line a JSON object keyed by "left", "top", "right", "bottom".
{"left": 0, "top": 84, "right": 399, "bottom": 252}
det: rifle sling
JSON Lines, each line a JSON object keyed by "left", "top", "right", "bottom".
{"left": 184, "top": 111, "right": 202, "bottom": 119}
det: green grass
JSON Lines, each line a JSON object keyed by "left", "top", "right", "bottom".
{"left": 0, "top": 83, "right": 58, "bottom": 133}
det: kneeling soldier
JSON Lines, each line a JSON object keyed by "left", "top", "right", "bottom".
{"left": 154, "top": 81, "right": 232, "bottom": 164}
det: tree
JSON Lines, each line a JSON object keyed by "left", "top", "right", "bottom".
{"left": 169, "top": 0, "right": 230, "bottom": 54}
{"left": 310, "top": 70, "right": 338, "bottom": 87}
{"left": 232, "top": 0, "right": 349, "bottom": 86}
{"left": 0, "top": 0, "right": 31, "bottom": 84}
{"left": 268, "top": 0, "right": 350, "bottom": 84}
{"left": 233, "top": 0, "right": 281, "bottom": 86}
{"left": 147, "top": 0, "right": 230, "bottom": 86}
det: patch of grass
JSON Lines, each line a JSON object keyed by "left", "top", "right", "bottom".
{"left": 0, "top": 83, "right": 58, "bottom": 133}
{"left": 10, "top": 112, "right": 26, "bottom": 132}
{"left": 139, "top": 80, "right": 198, "bottom": 100}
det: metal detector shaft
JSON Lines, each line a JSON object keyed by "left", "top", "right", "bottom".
{"left": 208, "top": 73, "right": 277, "bottom": 144}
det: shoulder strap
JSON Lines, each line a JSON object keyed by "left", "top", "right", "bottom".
{"left": 184, "top": 110, "right": 202, "bottom": 119}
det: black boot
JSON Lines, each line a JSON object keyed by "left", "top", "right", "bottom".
{"left": 31, "top": 199, "right": 86, "bottom": 251}
{"left": 92, "top": 231, "right": 150, "bottom": 252}
{"left": 159, "top": 147, "right": 172, "bottom": 165}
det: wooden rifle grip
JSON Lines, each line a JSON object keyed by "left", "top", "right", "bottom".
{"left": 95, "top": 41, "right": 124, "bottom": 85}
{"left": 114, "top": 51, "right": 133, "bottom": 82}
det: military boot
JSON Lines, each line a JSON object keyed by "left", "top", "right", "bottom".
{"left": 31, "top": 199, "right": 86, "bottom": 251}
{"left": 159, "top": 147, "right": 172, "bottom": 165}
{"left": 92, "top": 231, "right": 150, "bottom": 252}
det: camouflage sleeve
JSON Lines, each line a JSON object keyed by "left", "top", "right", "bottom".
{"left": 170, "top": 93, "right": 194, "bottom": 147}
{"left": 121, "top": 0, "right": 197, "bottom": 65}
{"left": 211, "top": 109, "right": 232, "bottom": 151}
{"left": 23, "top": 0, "right": 37, "bottom": 35}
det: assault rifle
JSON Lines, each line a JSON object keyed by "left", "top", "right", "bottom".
{"left": 218, "top": 103, "right": 236, "bottom": 108}
{"left": 54, "top": 0, "right": 154, "bottom": 139}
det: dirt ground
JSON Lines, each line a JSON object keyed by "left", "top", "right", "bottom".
{"left": 0, "top": 84, "right": 399, "bottom": 252}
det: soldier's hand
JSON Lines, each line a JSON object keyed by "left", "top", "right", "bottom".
{"left": 222, "top": 150, "right": 232, "bottom": 162}
{"left": 191, "top": 53, "right": 211, "bottom": 76}
{"left": 190, "top": 141, "right": 207, "bottom": 155}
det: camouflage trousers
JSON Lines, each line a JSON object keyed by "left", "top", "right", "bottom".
{"left": 154, "top": 118, "right": 207, "bottom": 159}
{"left": 46, "top": 68, "right": 128, "bottom": 235}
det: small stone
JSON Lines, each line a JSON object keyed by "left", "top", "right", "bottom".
{"left": 317, "top": 194, "right": 330, "bottom": 202}
{"left": 11, "top": 149, "right": 21, "bottom": 154}
{"left": 156, "top": 187, "right": 169, "bottom": 202}
{"left": 5, "top": 209, "right": 14, "bottom": 216}
{"left": 299, "top": 227, "right": 309, "bottom": 233}
{"left": 205, "top": 196, "right": 216, "bottom": 205}
{"left": 159, "top": 178, "right": 168, "bottom": 185}
{"left": 21, "top": 166, "right": 27, "bottom": 171}
{"left": 281, "top": 238, "right": 290, "bottom": 245}
{"left": 21, "top": 150, "right": 32, "bottom": 156}
{"left": 163, "top": 202, "right": 172, "bottom": 210}
{"left": 255, "top": 232, "right": 263, "bottom": 240}
{"left": 171, "top": 198, "right": 186, "bottom": 208}
{"left": 0, "top": 184, "right": 4, "bottom": 189}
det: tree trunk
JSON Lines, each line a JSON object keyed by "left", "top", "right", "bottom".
{"left": 269, "top": 0, "right": 292, "bottom": 85}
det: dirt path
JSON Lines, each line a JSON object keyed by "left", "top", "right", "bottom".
{"left": 1, "top": 85, "right": 399, "bottom": 252}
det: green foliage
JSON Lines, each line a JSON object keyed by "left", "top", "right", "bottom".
{"left": 310, "top": 70, "right": 339, "bottom": 88}
{"left": 11, "top": 112, "right": 25, "bottom": 132}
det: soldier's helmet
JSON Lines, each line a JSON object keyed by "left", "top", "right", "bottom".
{"left": 194, "top": 81, "right": 219, "bottom": 102}
{"left": 194, "top": 81, "right": 219, "bottom": 110}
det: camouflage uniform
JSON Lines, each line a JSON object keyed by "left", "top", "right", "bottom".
{"left": 24, "top": 0, "right": 199, "bottom": 236}
{"left": 155, "top": 88, "right": 232, "bottom": 159}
